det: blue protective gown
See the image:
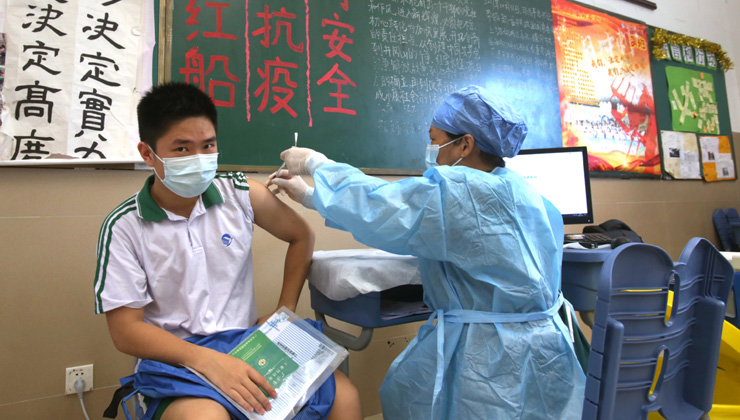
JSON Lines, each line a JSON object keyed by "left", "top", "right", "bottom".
{"left": 311, "top": 162, "right": 585, "bottom": 420}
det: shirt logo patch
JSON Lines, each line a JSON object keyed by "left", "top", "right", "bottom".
{"left": 221, "top": 234, "right": 233, "bottom": 246}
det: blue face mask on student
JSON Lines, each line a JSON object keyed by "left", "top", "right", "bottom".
{"left": 150, "top": 147, "right": 219, "bottom": 198}
{"left": 425, "top": 136, "right": 464, "bottom": 169}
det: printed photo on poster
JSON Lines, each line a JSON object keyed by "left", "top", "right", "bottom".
{"left": 552, "top": 0, "right": 660, "bottom": 175}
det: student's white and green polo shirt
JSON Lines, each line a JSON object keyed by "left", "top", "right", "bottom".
{"left": 94, "top": 172, "right": 257, "bottom": 339}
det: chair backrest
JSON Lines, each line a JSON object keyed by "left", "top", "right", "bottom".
{"left": 727, "top": 274, "right": 740, "bottom": 329}
{"left": 726, "top": 208, "right": 740, "bottom": 224}
{"left": 725, "top": 208, "right": 740, "bottom": 248}
{"left": 712, "top": 208, "right": 737, "bottom": 251}
{"left": 582, "top": 238, "right": 734, "bottom": 420}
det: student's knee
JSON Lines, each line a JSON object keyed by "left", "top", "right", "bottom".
{"left": 329, "top": 371, "right": 362, "bottom": 420}
{"left": 160, "top": 397, "right": 230, "bottom": 420}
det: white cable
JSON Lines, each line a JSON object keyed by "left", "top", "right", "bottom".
{"left": 74, "top": 379, "right": 92, "bottom": 420}
{"left": 565, "top": 304, "right": 575, "bottom": 343}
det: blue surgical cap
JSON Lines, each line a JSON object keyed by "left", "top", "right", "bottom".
{"left": 431, "top": 85, "right": 528, "bottom": 158}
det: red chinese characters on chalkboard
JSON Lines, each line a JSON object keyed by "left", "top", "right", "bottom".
{"left": 175, "top": 0, "right": 357, "bottom": 126}
{"left": 252, "top": 5, "right": 304, "bottom": 52}
{"left": 251, "top": 4, "right": 304, "bottom": 119}
{"left": 179, "top": 1, "right": 241, "bottom": 108}
{"left": 318, "top": 6, "right": 356, "bottom": 116}
{"left": 255, "top": 57, "right": 299, "bottom": 117}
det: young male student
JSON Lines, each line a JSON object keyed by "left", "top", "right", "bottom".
{"left": 94, "top": 82, "right": 361, "bottom": 420}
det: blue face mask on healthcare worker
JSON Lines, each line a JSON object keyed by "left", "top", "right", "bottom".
{"left": 425, "top": 136, "right": 464, "bottom": 169}
{"left": 150, "top": 146, "right": 219, "bottom": 198}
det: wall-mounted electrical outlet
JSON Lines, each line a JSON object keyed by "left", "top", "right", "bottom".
{"left": 65, "top": 364, "right": 93, "bottom": 395}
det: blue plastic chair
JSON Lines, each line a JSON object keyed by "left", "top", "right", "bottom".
{"left": 712, "top": 208, "right": 739, "bottom": 251}
{"left": 726, "top": 208, "right": 740, "bottom": 247}
{"left": 582, "top": 238, "right": 734, "bottom": 420}
{"left": 727, "top": 273, "right": 740, "bottom": 330}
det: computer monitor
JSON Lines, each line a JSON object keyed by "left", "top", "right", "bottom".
{"left": 503, "top": 146, "right": 593, "bottom": 225}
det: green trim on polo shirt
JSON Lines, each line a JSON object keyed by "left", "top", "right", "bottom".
{"left": 216, "top": 171, "right": 250, "bottom": 191}
{"left": 94, "top": 196, "right": 137, "bottom": 314}
{"left": 137, "top": 176, "right": 168, "bottom": 222}
{"left": 202, "top": 181, "right": 224, "bottom": 208}
{"left": 136, "top": 176, "right": 224, "bottom": 221}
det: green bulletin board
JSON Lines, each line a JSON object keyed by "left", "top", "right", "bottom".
{"left": 648, "top": 27, "right": 733, "bottom": 138}
{"left": 648, "top": 27, "right": 734, "bottom": 179}
{"left": 665, "top": 66, "right": 719, "bottom": 134}
{"left": 164, "top": 0, "right": 563, "bottom": 171}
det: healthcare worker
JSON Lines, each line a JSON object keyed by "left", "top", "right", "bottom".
{"left": 269, "top": 85, "right": 586, "bottom": 419}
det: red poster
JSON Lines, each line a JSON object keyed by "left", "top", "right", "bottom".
{"left": 552, "top": 0, "right": 660, "bottom": 175}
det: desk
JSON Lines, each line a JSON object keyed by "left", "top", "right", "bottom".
{"left": 309, "top": 283, "right": 430, "bottom": 375}
{"left": 311, "top": 247, "right": 613, "bottom": 373}
{"left": 561, "top": 248, "right": 613, "bottom": 328}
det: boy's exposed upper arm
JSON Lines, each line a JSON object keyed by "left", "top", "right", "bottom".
{"left": 247, "top": 178, "right": 313, "bottom": 243}
{"left": 105, "top": 305, "right": 146, "bottom": 352}
{"left": 106, "top": 305, "right": 145, "bottom": 329}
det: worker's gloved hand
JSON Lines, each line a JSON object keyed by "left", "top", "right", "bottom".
{"left": 279, "top": 147, "right": 331, "bottom": 176}
{"left": 267, "top": 170, "right": 315, "bottom": 209}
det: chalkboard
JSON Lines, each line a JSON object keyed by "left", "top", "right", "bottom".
{"left": 165, "top": 0, "right": 561, "bottom": 171}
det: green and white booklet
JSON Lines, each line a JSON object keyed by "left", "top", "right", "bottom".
{"left": 185, "top": 307, "right": 348, "bottom": 420}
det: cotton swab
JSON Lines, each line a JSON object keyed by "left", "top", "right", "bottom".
{"left": 276, "top": 132, "right": 298, "bottom": 173}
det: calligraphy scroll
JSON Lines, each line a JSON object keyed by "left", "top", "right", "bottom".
{"left": 0, "top": 0, "right": 151, "bottom": 163}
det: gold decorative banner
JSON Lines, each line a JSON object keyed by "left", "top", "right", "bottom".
{"left": 651, "top": 28, "right": 734, "bottom": 71}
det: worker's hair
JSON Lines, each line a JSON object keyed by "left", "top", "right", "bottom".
{"left": 442, "top": 130, "right": 505, "bottom": 168}
{"left": 137, "top": 82, "right": 218, "bottom": 152}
